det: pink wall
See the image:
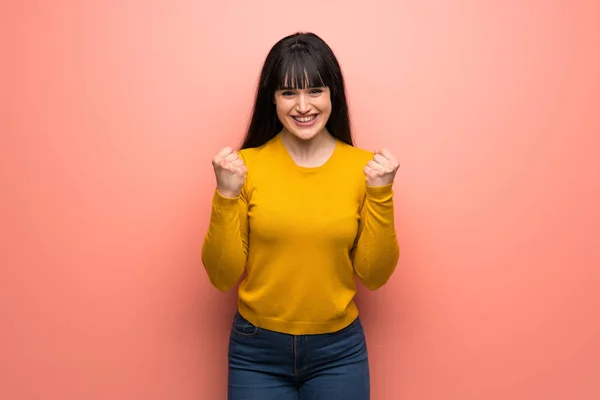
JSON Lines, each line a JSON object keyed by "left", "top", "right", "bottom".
{"left": 2, "top": 1, "right": 599, "bottom": 399}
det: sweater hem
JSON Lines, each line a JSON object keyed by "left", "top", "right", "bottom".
{"left": 238, "top": 302, "right": 360, "bottom": 336}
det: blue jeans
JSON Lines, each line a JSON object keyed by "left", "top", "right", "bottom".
{"left": 227, "top": 311, "right": 370, "bottom": 399}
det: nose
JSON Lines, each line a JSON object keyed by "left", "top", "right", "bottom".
{"left": 295, "top": 93, "right": 310, "bottom": 114}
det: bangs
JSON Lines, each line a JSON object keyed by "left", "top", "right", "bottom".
{"left": 276, "top": 49, "right": 329, "bottom": 90}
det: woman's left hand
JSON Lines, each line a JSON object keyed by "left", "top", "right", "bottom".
{"left": 364, "top": 148, "right": 400, "bottom": 187}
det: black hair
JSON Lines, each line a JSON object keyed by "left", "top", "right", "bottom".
{"left": 240, "top": 32, "right": 353, "bottom": 149}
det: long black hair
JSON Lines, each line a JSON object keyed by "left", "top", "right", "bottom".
{"left": 240, "top": 32, "right": 354, "bottom": 149}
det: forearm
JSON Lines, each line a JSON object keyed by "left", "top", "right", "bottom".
{"left": 352, "top": 184, "right": 400, "bottom": 290}
{"left": 201, "top": 190, "right": 248, "bottom": 291}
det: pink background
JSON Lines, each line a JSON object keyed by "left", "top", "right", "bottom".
{"left": 2, "top": 1, "right": 599, "bottom": 399}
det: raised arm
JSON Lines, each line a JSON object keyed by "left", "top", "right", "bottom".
{"left": 351, "top": 148, "right": 400, "bottom": 289}
{"left": 201, "top": 147, "right": 249, "bottom": 291}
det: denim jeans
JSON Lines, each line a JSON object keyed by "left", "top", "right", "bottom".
{"left": 227, "top": 311, "right": 370, "bottom": 400}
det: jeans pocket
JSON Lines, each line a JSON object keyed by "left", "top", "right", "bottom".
{"left": 231, "top": 312, "right": 259, "bottom": 337}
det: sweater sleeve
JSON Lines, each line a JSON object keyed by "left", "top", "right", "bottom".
{"left": 201, "top": 186, "right": 249, "bottom": 292}
{"left": 350, "top": 183, "right": 400, "bottom": 290}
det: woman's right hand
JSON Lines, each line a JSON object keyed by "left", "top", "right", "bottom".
{"left": 212, "top": 147, "right": 247, "bottom": 198}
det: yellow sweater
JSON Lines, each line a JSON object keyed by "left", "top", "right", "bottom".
{"left": 201, "top": 134, "right": 399, "bottom": 335}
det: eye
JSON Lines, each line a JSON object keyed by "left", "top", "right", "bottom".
{"left": 281, "top": 91, "right": 295, "bottom": 97}
{"left": 310, "top": 88, "right": 324, "bottom": 95}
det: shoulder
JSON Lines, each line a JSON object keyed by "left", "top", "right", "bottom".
{"left": 336, "top": 141, "right": 374, "bottom": 165}
{"left": 237, "top": 147, "right": 257, "bottom": 165}
{"left": 238, "top": 140, "right": 271, "bottom": 163}
{"left": 237, "top": 136, "right": 281, "bottom": 170}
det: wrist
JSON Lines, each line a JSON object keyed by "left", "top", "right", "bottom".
{"left": 216, "top": 188, "right": 241, "bottom": 199}
{"left": 366, "top": 179, "right": 393, "bottom": 188}
{"left": 365, "top": 183, "right": 394, "bottom": 201}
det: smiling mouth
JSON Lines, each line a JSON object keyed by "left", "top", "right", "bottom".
{"left": 292, "top": 114, "right": 317, "bottom": 122}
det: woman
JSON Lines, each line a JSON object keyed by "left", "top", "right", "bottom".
{"left": 201, "top": 32, "right": 400, "bottom": 399}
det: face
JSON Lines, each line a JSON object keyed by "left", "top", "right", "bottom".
{"left": 274, "top": 86, "right": 332, "bottom": 141}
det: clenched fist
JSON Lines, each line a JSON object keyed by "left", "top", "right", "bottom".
{"left": 364, "top": 148, "right": 399, "bottom": 187}
{"left": 212, "top": 147, "right": 247, "bottom": 198}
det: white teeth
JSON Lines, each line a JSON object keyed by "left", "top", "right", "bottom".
{"left": 294, "top": 115, "right": 316, "bottom": 122}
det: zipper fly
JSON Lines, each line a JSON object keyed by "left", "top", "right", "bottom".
{"left": 292, "top": 336, "right": 298, "bottom": 376}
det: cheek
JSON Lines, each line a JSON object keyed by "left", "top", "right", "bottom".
{"left": 318, "top": 96, "right": 332, "bottom": 112}
{"left": 319, "top": 101, "right": 332, "bottom": 117}
{"left": 275, "top": 101, "right": 292, "bottom": 117}
{"left": 274, "top": 107, "right": 287, "bottom": 124}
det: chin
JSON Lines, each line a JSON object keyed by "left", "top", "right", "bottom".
{"left": 288, "top": 129, "right": 321, "bottom": 141}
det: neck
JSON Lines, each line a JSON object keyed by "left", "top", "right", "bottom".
{"left": 279, "top": 129, "right": 337, "bottom": 168}
{"left": 281, "top": 128, "right": 335, "bottom": 155}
